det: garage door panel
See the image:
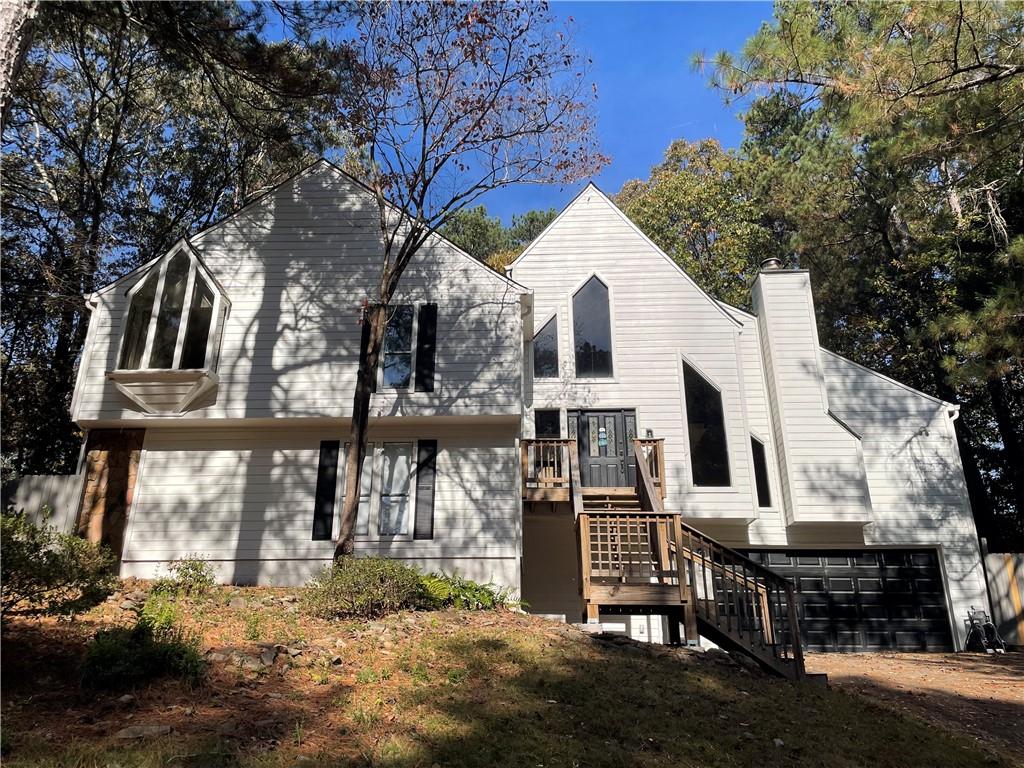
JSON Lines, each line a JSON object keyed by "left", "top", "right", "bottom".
{"left": 743, "top": 548, "right": 953, "bottom": 653}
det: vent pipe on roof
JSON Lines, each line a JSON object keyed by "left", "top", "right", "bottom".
{"left": 760, "top": 257, "right": 783, "bottom": 271}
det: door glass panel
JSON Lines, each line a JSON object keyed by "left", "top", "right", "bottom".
{"left": 119, "top": 270, "right": 159, "bottom": 369}
{"left": 624, "top": 415, "right": 636, "bottom": 456}
{"left": 378, "top": 442, "right": 412, "bottom": 535}
{"left": 149, "top": 251, "right": 190, "bottom": 368}
{"left": 588, "top": 416, "right": 599, "bottom": 457}
{"left": 604, "top": 415, "right": 616, "bottom": 455}
{"left": 567, "top": 412, "right": 578, "bottom": 440}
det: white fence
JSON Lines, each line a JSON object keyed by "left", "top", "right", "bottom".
{"left": 2, "top": 473, "right": 84, "bottom": 534}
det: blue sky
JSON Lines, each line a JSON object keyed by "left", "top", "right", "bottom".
{"left": 480, "top": 1, "right": 775, "bottom": 223}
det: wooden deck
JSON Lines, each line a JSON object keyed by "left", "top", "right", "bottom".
{"left": 520, "top": 436, "right": 806, "bottom": 679}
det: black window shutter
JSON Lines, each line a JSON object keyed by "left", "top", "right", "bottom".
{"left": 414, "top": 303, "right": 438, "bottom": 392}
{"left": 359, "top": 317, "right": 377, "bottom": 394}
{"left": 413, "top": 440, "right": 437, "bottom": 539}
{"left": 312, "top": 440, "right": 340, "bottom": 540}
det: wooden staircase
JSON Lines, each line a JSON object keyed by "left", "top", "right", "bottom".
{"left": 521, "top": 437, "right": 806, "bottom": 680}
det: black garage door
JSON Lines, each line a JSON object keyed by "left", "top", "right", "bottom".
{"left": 744, "top": 549, "right": 954, "bottom": 652}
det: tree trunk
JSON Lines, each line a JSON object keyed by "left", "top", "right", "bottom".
{"left": 334, "top": 302, "right": 387, "bottom": 557}
{"left": 0, "top": 0, "right": 38, "bottom": 130}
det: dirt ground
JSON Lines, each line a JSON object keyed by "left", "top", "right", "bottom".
{"left": 806, "top": 651, "right": 1024, "bottom": 764}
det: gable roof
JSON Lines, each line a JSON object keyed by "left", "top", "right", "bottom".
{"left": 90, "top": 158, "right": 530, "bottom": 300}
{"left": 508, "top": 181, "right": 742, "bottom": 328}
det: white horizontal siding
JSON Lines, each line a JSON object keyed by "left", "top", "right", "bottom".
{"left": 120, "top": 424, "right": 521, "bottom": 589}
{"left": 73, "top": 163, "right": 524, "bottom": 423}
{"left": 513, "top": 187, "right": 759, "bottom": 519}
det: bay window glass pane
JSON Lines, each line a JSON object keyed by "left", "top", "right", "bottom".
{"left": 148, "top": 251, "right": 190, "bottom": 368}
{"left": 573, "top": 277, "right": 612, "bottom": 377}
{"left": 179, "top": 276, "right": 214, "bottom": 369}
{"left": 533, "top": 317, "right": 558, "bottom": 378}
{"left": 383, "top": 305, "right": 414, "bottom": 388}
{"left": 119, "top": 270, "right": 159, "bottom": 369}
{"left": 683, "top": 361, "right": 730, "bottom": 486}
{"left": 378, "top": 442, "right": 412, "bottom": 535}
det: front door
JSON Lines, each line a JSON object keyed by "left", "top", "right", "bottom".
{"left": 570, "top": 409, "right": 637, "bottom": 487}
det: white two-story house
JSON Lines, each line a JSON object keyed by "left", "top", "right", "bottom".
{"left": 65, "top": 161, "right": 988, "bottom": 667}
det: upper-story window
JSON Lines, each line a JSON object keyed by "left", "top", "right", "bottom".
{"left": 118, "top": 246, "right": 226, "bottom": 371}
{"left": 382, "top": 305, "right": 415, "bottom": 388}
{"left": 682, "top": 361, "right": 730, "bottom": 486}
{"left": 533, "top": 316, "right": 559, "bottom": 378}
{"left": 573, "top": 276, "right": 613, "bottom": 377}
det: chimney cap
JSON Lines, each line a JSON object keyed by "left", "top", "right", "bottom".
{"left": 760, "top": 257, "right": 783, "bottom": 271}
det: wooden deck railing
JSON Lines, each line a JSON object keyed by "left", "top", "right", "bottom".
{"left": 521, "top": 439, "right": 574, "bottom": 501}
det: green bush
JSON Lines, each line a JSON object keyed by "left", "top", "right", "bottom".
{"left": 419, "top": 572, "right": 516, "bottom": 610}
{"left": 302, "top": 556, "right": 425, "bottom": 620}
{"left": 81, "top": 593, "right": 205, "bottom": 689}
{"left": 1, "top": 507, "right": 117, "bottom": 620}
{"left": 150, "top": 556, "right": 216, "bottom": 597}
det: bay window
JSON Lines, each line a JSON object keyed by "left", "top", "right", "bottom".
{"left": 118, "top": 245, "right": 226, "bottom": 371}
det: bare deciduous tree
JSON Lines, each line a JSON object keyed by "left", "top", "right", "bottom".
{"left": 335, "top": 1, "right": 607, "bottom": 556}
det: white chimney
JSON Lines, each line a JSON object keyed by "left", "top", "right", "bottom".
{"left": 751, "top": 263, "right": 871, "bottom": 526}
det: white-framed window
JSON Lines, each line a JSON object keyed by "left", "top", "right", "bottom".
{"left": 381, "top": 305, "right": 415, "bottom": 389}
{"left": 340, "top": 442, "right": 416, "bottom": 539}
{"left": 117, "top": 245, "right": 226, "bottom": 371}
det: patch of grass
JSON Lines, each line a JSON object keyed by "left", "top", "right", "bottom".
{"left": 3, "top": 593, "right": 1016, "bottom": 768}
{"left": 150, "top": 556, "right": 216, "bottom": 598}
{"left": 243, "top": 610, "right": 264, "bottom": 641}
{"left": 356, "top": 668, "right": 378, "bottom": 684}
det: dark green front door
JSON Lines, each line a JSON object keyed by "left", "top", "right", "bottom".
{"left": 570, "top": 409, "right": 637, "bottom": 487}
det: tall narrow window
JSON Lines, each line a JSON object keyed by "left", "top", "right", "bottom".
{"left": 683, "top": 361, "right": 730, "bottom": 486}
{"left": 573, "top": 276, "right": 612, "bottom": 377}
{"left": 117, "top": 245, "right": 226, "bottom": 372}
{"left": 341, "top": 442, "right": 375, "bottom": 536}
{"left": 751, "top": 437, "right": 772, "bottom": 507}
{"left": 119, "top": 271, "right": 159, "bottom": 369}
{"left": 378, "top": 442, "right": 413, "bottom": 535}
{"left": 533, "top": 317, "right": 558, "bottom": 378}
{"left": 382, "top": 305, "right": 414, "bottom": 388}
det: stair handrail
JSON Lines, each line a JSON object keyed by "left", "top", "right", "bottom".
{"left": 567, "top": 439, "right": 585, "bottom": 520}
{"left": 630, "top": 438, "right": 805, "bottom": 679}
{"left": 633, "top": 438, "right": 666, "bottom": 515}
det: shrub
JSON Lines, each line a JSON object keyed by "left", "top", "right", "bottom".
{"left": 419, "top": 572, "right": 516, "bottom": 611}
{"left": 81, "top": 593, "right": 205, "bottom": 689}
{"left": 1, "top": 507, "right": 117, "bottom": 620}
{"left": 302, "top": 557, "right": 424, "bottom": 620}
{"left": 150, "top": 556, "right": 216, "bottom": 597}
